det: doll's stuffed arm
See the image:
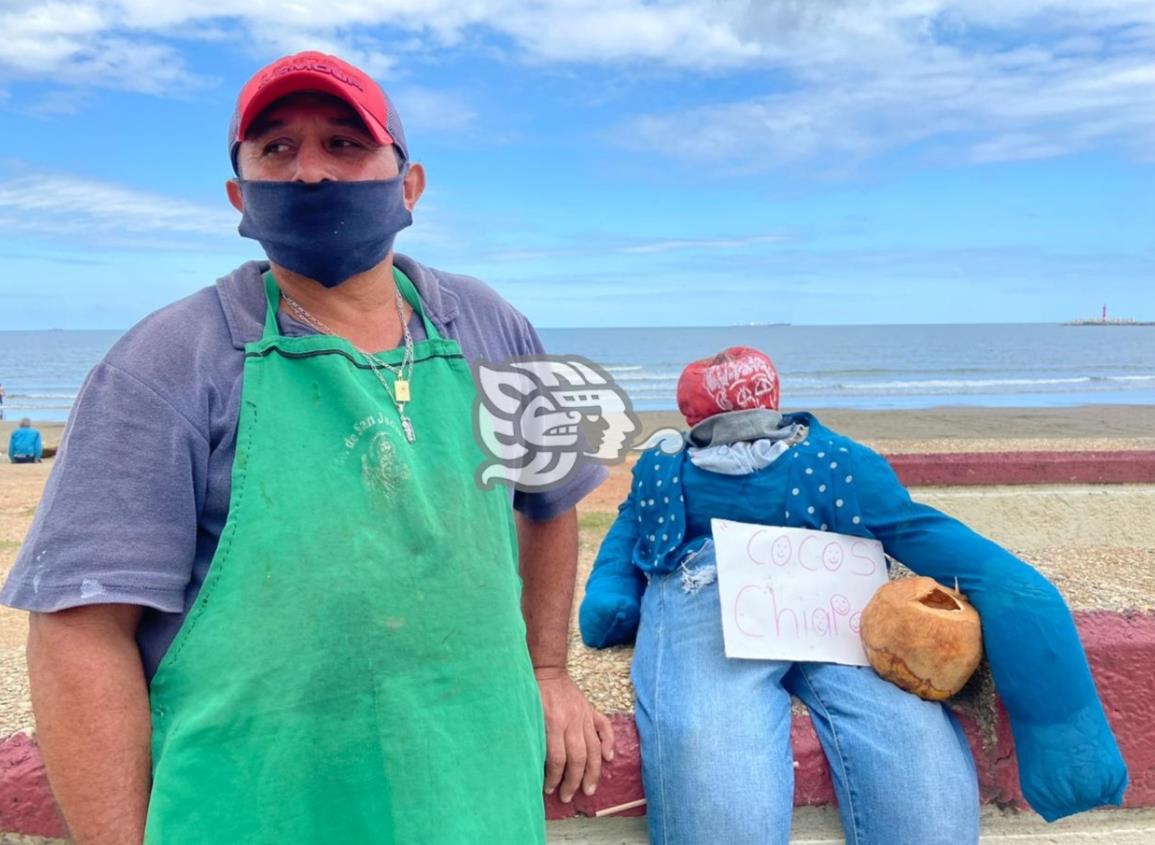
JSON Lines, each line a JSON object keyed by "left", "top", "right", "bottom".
{"left": 579, "top": 483, "right": 648, "bottom": 648}
{"left": 852, "top": 444, "right": 1128, "bottom": 822}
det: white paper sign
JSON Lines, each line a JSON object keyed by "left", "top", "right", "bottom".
{"left": 711, "top": 519, "right": 889, "bottom": 665}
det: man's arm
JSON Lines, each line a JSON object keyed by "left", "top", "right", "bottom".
{"left": 28, "top": 604, "right": 152, "bottom": 845}
{"left": 516, "top": 508, "right": 615, "bottom": 804}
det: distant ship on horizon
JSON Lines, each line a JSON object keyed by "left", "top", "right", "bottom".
{"left": 1064, "top": 304, "right": 1154, "bottom": 326}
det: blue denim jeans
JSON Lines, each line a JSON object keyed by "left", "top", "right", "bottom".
{"left": 631, "top": 542, "right": 980, "bottom": 845}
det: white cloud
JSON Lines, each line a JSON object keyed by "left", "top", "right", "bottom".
{"left": 612, "top": 16, "right": 1155, "bottom": 169}
{"left": 0, "top": 1, "right": 1145, "bottom": 75}
{"left": 617, "top": 234, "right": 792, "bottom": 255}
{"left": 484, "top": 232, "right": 793, "bottom": 262}
{"left": 237, "top": 26, "right": 402, "bottom": 79}
{"left": 0, "top": 3, "right": 207, "bottom": 94}
{"left": 22, "top": 89, "right": 90, "bottom": 116}
{"left": 0, "top": 168, "right": 237, "bottom": 243}
{"left": 1, "top": 1, "right": 1154, "bottom": 167}
{"left": 391, "top": 86, "right": 478, "bottom": 135}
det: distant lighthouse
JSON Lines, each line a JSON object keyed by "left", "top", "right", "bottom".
{"left": 1064, "top": 304, "right": 1151, "bottom": 325}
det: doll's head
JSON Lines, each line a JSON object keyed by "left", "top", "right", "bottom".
{"left": 676, "top": 346, "right": 780, "bottom": 427}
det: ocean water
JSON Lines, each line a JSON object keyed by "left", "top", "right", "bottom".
{"left": 0, "top": 330, "right": 122, "bottom": 422}
{"left": 541, "top": 323, "right": 1155, "bottom": 413}
{"left": 1, "top": 324, "right": 1153, "bottom": 421}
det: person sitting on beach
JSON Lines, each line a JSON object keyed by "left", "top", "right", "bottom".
{"left": 580, "top": 345, "right": 1127, "bottom": 845}
{"left": 7, "top": 418, "right": 43, "bottom": 464}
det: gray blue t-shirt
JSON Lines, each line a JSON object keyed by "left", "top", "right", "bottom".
{"left": 1, "top": 255, "right": 606, "bottom": 679}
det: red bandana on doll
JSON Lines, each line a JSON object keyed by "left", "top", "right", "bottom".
{"left": 676, "top": 346, "right": 781, "bottom": 426}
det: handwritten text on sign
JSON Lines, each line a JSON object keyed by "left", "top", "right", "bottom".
{"left": 711, "top": 519, "right": 889, "bottom": 665}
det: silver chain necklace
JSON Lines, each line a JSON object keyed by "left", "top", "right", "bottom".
{"left": 281, "top": 287, "right": 417, "bottom": 443}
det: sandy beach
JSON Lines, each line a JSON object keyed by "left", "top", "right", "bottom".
{"left": 2, "top": 405, "right": 1154, "bottom": 731}
{"left": 5, "top": 402, "right": 1155, "bottom": 456}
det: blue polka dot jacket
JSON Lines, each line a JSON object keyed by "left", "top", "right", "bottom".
{"left": 580, "top": 411, "right": 1127, "bottom": 822}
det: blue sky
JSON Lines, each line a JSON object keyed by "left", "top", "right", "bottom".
{"left": 0, "top": 1, "right": 1152, "bottom": 329}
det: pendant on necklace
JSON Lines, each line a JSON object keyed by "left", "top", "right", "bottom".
{"left": 395, "top": 379, "right": 411, "bottom": 403}
{"left": 399, "top": 410, "right": 416, "bottom": 443}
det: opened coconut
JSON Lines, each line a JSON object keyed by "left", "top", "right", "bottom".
{"left": 860, "top": 576, "right": 982, "bottom": 701}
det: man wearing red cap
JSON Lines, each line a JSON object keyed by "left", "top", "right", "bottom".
{"left": 3, "top": 52, "right": 612, "bottom": 843}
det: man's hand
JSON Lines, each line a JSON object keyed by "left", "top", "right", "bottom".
{"left": 535, "top": 666, "right": 615, "bottom": 803}
{"left": 516, "top": 508, "right": 614, "bottom": 801}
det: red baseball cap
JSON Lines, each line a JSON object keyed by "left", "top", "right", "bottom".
{"left": 228, "top": 51, "right": 408, "bottom": 171}
{"left": 677, "top": 346, "right": 781, "bottom": 427}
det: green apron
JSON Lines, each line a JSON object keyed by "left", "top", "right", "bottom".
{"left": 145, "top": 270, "right": 546, "bottom": 844}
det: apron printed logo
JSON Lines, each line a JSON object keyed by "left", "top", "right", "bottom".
{"left": 361, "top": 430, "right": 410, "bottom": 498}
{"left": 473, "top": 356, "right": 642, "bottom": 492}
{"left": 342, "top": 413, "right": 411, "bottom": 499}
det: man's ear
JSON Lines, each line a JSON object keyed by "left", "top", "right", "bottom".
{"left": 226, "top": 179, "right": 244, "bottom": 213}
{"left": 403, "top": 163, "right": 426, "bottom": 212}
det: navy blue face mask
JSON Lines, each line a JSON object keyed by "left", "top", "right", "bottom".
{"left": 237, "top": 175, "right": 413, "bottom": 288}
